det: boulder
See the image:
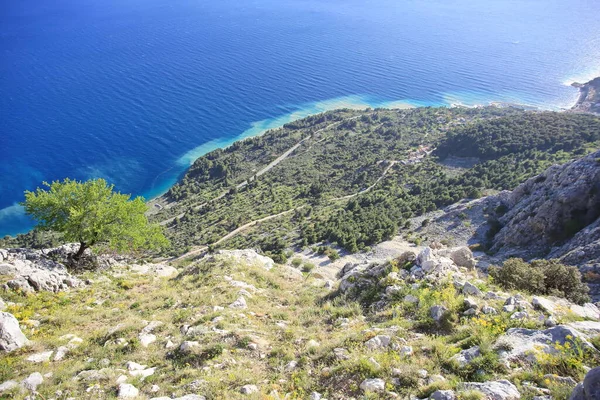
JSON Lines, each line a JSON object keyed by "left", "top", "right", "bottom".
{"left": 569, "top": 366, "right": 600, "bottom": 400}
{"left": 118, "top": 383, "right": 139, "bottom": 398}
{"left": 130, "top": 263, "right": 178, "bottom": 277}
{"left": 22, "top": 372, "right": 43, "bottom": 391}
{"left": 26, "top": 350, "right": 53, "bottom": 363}
{"left": 430, "top": 305, "right": 448, "bottom": 322}
{"left": 217, "top": 249, "right": 274, "bottom": 270}
{"left": 240, "top": 384, "right": 259, "bottom": 394}
{"left": 365, "top": 335, "right": 391, "bottom": 351}
{"left": 451, "top": 346, "right": 481, "bottom": 367}
{"left": 463, "top": 282, "right": 482, "bottom": 296}
{"left": 449, "top": 247, "right": 476, "bottom": 269}
{"left": 460, "top": 380, "right": 520, "bottom": 400}
{"left": 495, "top": 325, "right": 595, "bottom": 363}
{"left": 0, "top": 312, "right": 28, "bottom": 352}
{"left": 431, "top": 390, "right": 457, "bottom": 400}
{"left": 360, "top": 378, "right": 385, "bottom": 393}
{"left": 0, "top": 380, "right": 17, "bottom": 392}
{"left": 229, "top": 296, "right": 247, "bottom": 309}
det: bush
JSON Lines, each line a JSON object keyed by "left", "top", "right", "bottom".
{"left": 489, "top": 258, "right": 590, "bottom": 304}
{"left": 302, "top": 262, "right": 315, "bottom": 273}
{"left": 291, "top": 258, "right": 303, "bottom": 268}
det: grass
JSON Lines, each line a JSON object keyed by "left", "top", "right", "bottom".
{"left": 1, "top": 251, "right": 597, "bottom": 399}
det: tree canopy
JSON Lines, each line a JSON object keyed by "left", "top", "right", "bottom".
{"left": 22, "top": 178, "right": 169, "bottom": 260}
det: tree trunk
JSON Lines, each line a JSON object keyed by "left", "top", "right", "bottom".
{"left": 73, "top": 242, "right": 88, "bottom": 261}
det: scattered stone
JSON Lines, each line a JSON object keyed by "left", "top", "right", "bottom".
{"left": 449, "top": 247, "right": 476, "bottom": 269}
{"left": 463, "top": 282, "right": 482, "bottom": 296}
{"left": 22, "top": 372, "right": 43, "bottom": 391}
{"left": 404, "top": 295, "right": 419, "bottom": 304}
{"left": 307, "top": 339, "right": 320, "bottom": 348}
{"left": 240, "top": 384, "right": 259, "bottom": 394}
{"left": 179, "top": 341, "right": 200, "bottom": 353}
{"left": 464, "top": 298, "right": 478, "bottom": 309}
{"left": 460, "top": 380, "right": 520, "bottom": 400}
{"left": 365, "top": 335, "right": 391, "bottom": 350}
{"left": 0, "top": 380, "right": 18, "bottom": 392}
{"left": 399, "top": 345, "right": 413, "bottom": 356}
{"left": 542, "top": 374, "right": 577, "bottom": 387}
{"left": 54, "top": 346, "right": 69, "bottom": 361}
{"left": 285, "top": 360, "right": 298, "bottom": 371}
{"left": 544, "top": 316, "right": 557, "bottom": 327}
{"left": 150, "top": 384, "right": 160, "bottom": 392}
{"left": 0, "top": 312, "right": 28, "bottom": 352}
{"left": 229, "top": 296, "right": 247, "bottom": 309}
{"left": 217, "top": 249, "right": 274, "bottom": 270}
{"left": 430, "top": 305, "right": 448, "bottom": 322}
{"left": 118, "top": 383, "right": 139, "bottom": 398}
{"left": 482, "top": 305, "right": 497, "bottom": 315}
{"left": 431, "top": 390, "right": 457, "bottom": 400}
{"left": 139, "top": 333, "right": 157, "bottom": 347}
{"left": 510, "top": 311, "right": 528, "bottom": 320}
{"left": 333, "top": 348, "right": 350, "bottom": 360}
{"left": 451, "top": 346, "right": 481, "bottom": 367}
{"left": 26, "top": 350, "right": 53, "bottom": 363}
{"left": 310, "top": 392, "right": 322, "bottom": 400}
{"left": 360, "top": 378, "right": 385, "bottom": 393}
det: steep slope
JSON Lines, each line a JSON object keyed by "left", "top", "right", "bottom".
{"left": 490, "top": 150, "right": 600, "bottom": 261}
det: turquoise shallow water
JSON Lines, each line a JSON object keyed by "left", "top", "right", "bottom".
{"left": 1, "top": 0, "right": 600, "bottom": 236}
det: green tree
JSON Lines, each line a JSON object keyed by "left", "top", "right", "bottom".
{"left": 22, "top": 178, "right": 169, "bottom": 261}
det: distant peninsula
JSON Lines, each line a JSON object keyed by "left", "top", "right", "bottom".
{"left": 571, "top": 76, "right": 600, "bottom": 114}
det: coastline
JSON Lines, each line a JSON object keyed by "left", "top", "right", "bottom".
{"left": 145, "top": 91, "right": 560, "bottom": 205}
{"left": 1, "top": 82, "right": 594, "bottom": 238}
{"left": 569, "top": 77, "right": 600, "bottom": 114}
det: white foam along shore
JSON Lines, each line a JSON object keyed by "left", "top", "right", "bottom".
{"left": 144, "top": 95, "right": 419, "bottom": 201}
{"left": 146, "top": 84, "right": 583, "bottom": 203}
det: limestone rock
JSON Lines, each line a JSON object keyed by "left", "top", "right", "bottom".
{"left": 495, "top": 325, "right": 595, "bottom": 363}
{"left": 26, "top": 350, "right": 53, "bottom": 363}
{"left": 365, "top": 335, "right": 391, "bottom": 351}
{"left": 430, "top": 305, "right": 448, "bottom": 322}
{"left": 130, "top": 263, "right": 178, "bottom": 277}
{"left": 451, "top": 346, "right": 481, "bottom": 367}
{"left": 22, "top": 372, "right": 43, "bottom": 391}
{"left": 240, "top": 384, "right": 259, "bottom": 394}
{"left": 217, "top": 249, "right": 274, "bottom": 270}
{"left": 449, "top": 247, "right": 476, "bottom": 269}
{"left": 463, "top": 282, "right": 482, "bottom": 296}
{"left": 229, "top": 296, "right": 247, "bottom": 309}
{"left": 0, "top": 380, "right": 18, "bottom": 393}
{"left": 431, "top": 390, "right": 457, "bottom": 400}
{"left": 118, "top": 383, "right": 139, "bottom": 398}
{"left": 360, "top": 378, "right": 385, "bottom": 393}
{"left": 460, "top": 380, "right": 520, "bottom": 400}
{"left": 0, "top": 312, "right": 28, "bottom": 352}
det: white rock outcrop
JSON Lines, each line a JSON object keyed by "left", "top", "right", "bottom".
{"left": 0, "top": 312, "right": 28, "bottom": 352}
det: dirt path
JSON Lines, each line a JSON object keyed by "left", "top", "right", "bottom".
{"left": 160, "top": 116, "right": 362, "bottom": 227}
{"left": 172, "top": 157, "right": 397, "bottom": 262}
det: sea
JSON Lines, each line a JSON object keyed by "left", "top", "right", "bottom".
{"left": 1, "top": 0, "right": 600, "bottom": 236}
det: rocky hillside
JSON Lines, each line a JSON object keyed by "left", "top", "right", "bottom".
{"left": 490, "top": 150, "right": 600, "bottom": 263}
{"left": 571, "top": 78, "right": 600, "bottom": 115}
{"left": 1, "top": 239, "right": 600, "bottom": 399}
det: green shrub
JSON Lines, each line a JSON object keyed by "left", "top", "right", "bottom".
{"left": 489, "top": 258, "right": 590, "bottom": 304}
{"left": 302, "top": 262, "right": 315, "bottom": 273}
{"left": 291, "top": 258, "right": 303, "bottom": 268}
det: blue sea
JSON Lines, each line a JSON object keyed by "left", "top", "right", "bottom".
{"left": 1, "top": 0, "right": 600, "bottom": 236}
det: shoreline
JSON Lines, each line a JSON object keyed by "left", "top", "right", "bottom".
{"left": 145, "top": 91, "right": 567, "bottom": 205}
{"left": 0, "top": 82, "right": 594, "bottom": 238}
